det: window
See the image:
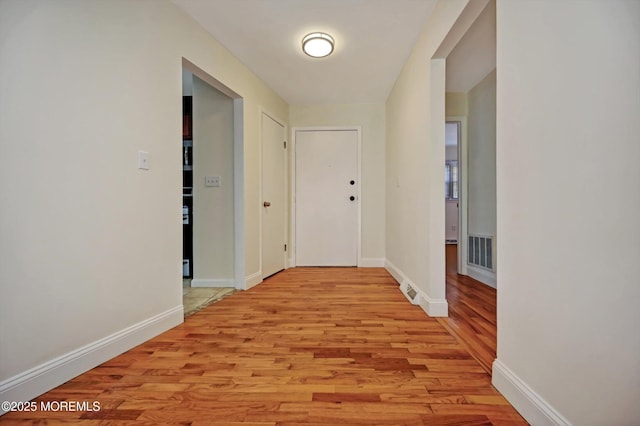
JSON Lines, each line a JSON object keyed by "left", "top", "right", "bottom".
{"left": 445, "top": 160, "right": 458, "bottom": 200}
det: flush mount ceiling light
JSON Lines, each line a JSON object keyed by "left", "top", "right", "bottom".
{"left": 302, "top": 32, "right": 334, "bottom": 58}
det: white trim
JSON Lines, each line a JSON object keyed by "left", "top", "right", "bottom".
{"left": 182, "top": 58, "right": 245, "bottom": 291}
{"left": 428, "top": 59, "right": 447, "bottom": 316}
{"left": 233, "top": 98, "right": 245, "bottom": 290}
{"left": 385, "top": 259, "right": 448, "bottom": 317}
{"left": 466, "top": 264, "right": 497, "bottom": 288}
{"left": 291, "top": 126, "right": 362, "bottom": 267}
{"left": 384, "top": 259, "right": 404, "bottom": 286}
{"left": 258, "top": 109, "right": 264, "bottom": 278}
{"left": 387, "top": 259, "right": 420, "bottom": 306}
{"left": 493, "top": 359, "right": 571, "bottom": 426}
{"left": 0, "top": 306, "right": 183, "bottom": 413}
{"left": 359, "top": 257, "right": 385, "bottom": 267}
{"left": 191, "top": 278, "right": 236, "bottom": 288}
{"left": 446, "top": 116, "right": 468, "bottom": 275}
{"left": 419, "top": 293, "right": 449, "bottom": 317}
{"left": 289, "top": 126, "right": 296, "bottom": 269}
{"left": 245, "top": 271, "right": 263, "bottom": 290}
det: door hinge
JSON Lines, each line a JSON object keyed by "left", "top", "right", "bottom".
{"left": 284, "top": 141, "right": 287, "bottom": 149}
{"left": 284, "top": 244, "right": 287, "bottom": 252}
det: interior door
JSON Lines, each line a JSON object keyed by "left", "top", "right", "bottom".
{"left": 261, "top": 113, "right": 286, "bottom": 278}
{"left": 295, "top": 130, "right": 358, "bottom": 266}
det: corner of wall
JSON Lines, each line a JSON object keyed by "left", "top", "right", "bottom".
{"left": 492, "top": 359, "right": 571, "bottom": 426}
{"left": 385, "top": 259, "right": 448, "bottom": 318}
{"left": 245, "top": 271, "right": 263, "bottom": 290}
{"left": 466, "top": 265, "right": 496, "bottom": 288}
{"left": 419, "top": 293, "right": 448, "bottom": 317}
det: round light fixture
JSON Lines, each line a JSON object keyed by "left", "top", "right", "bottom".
{"left": 302, "top": 32, "right": 334, "bottom": 58}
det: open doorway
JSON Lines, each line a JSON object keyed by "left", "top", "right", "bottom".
{"left": 445, "top": 120, "right": 461, "bottom": 275}
{"left": 437, "top": 0, "right": 497, "bottom": 374}
{"left": 180, "top": 62, "right": 245, "bottom": 315}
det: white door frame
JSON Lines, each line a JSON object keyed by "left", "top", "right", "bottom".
{"left": 290, "top": 126, "right": 362, "bottom": 267}
{"left": 259, "top": 108, "right": 288, "bottom": 282}
{"left": 446, "top": 116, "right": 468, "bottom": 275}
{"left": 182, "top": 58, "right": 246, "bottom": 290}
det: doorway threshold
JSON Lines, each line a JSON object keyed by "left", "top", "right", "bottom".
{"left": 183, "top": 287, "right": 236, "bottom": 317}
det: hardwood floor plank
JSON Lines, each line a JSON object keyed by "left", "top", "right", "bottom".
{"left": 0, "top": 267, "right": 525, "bottom": 425}
{"left": 439, "top": 245, "right": 498, "bottom": 375}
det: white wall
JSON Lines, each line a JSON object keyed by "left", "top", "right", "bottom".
{"left": 0, "top": 0, "right": 287, "bottom": 405}
{"left": 467, "top": 69, "right": 496, "bottom": 240}
{"left": 289, "top": 103, "right": 386, "bottom": 265}
{"left": 192, "top": 76, "right": 235, "bottom": 284}
{"left": 385, "top": 0, "right": 482, "bottom": 316}
{"left": 466, "top": 69, "right": 496, "bottom": 288}
{"left": 494, "top": 1, "right": 640, "bottom": 424}
{"left": 446, "top": 92, "right": 468, "bottom": 117}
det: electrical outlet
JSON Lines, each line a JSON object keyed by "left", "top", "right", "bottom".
{"left": 205, "top": 176, "right": 221, "bottom": 187}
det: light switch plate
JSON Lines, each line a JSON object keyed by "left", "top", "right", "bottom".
{"left": 137, "top": 151, "right": 150, "bottom": 170}
{"left": 205, "top": 175, "right": 221, "bottom": 187}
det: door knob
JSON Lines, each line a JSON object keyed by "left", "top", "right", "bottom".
{"left": 349, "top": 196, "right": 355, "bottom": 201}
{"left": 350, "top": 180, "right": 355, "bottom": 185}
{"left": 263, "top": 201, "right": 271, "bottom": 207}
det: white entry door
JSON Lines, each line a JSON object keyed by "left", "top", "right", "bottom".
{"left": 261, "top": 113, "right": 286, "bottom": 278}
{"left": 295, "top": 130, "right": 358, "bottom": 266}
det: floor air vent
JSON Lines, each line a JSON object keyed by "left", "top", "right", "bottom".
{"left": 406, "top": 284, "right": 418, "bottom": 301}
{"left": 468, "top": 234, "right": 494, "bottom": 271}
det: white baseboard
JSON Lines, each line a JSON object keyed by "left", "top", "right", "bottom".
{"left": 492, "top": 359, "right": 570, "bottom": 426}
{"left": 467, "top": 264, "right": 497, "bottom": 288}
{"left": 0, "top": 306, "right": 183, "bottom": 415}
{"left": 384, "top": 259, "right": 404, "bottom": 286}
{"left": 385, "top": 259, "right": 448, "bottom": 317}
{"left": 245, "top": 271, "right": 262, "bottom": 290}
{"left": 191, "top": 278, "right": 236, "bottom": 288}
{"left": 358, "top": 257, "right": 386, "bottom": 267}
{"left": 419, "top": 293, "right": 448, "bottom": 317}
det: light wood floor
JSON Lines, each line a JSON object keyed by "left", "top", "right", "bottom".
{"left": 438, "top": 245, "right": 497, "bottom": 374}
{"left": 1, "top": 267, "right": 524, "bottom": 425}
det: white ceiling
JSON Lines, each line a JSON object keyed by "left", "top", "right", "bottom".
{"left": 173, "top": 0, "right": 495, "bottom": 104}
{"left": 172, "top": 0, "right": 437, "bottom": 104}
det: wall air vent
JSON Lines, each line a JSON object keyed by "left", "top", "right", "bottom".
{"left": 468, "top": 234, "right": 494, "bottom": 271}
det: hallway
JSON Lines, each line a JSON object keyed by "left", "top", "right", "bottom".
{"left": 2, "top": 267, "right": 523, "bottom": 424}
{"left": 438, "top": 245, "right": 497, "bottom": 374}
